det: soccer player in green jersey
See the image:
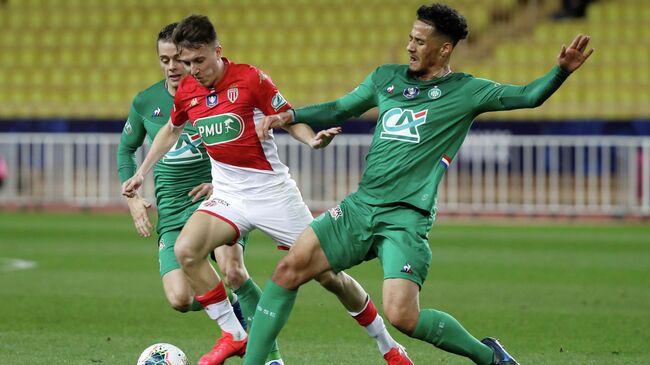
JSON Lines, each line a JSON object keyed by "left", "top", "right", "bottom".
{"left": 246, "top": 3, "right": 593, "bottom": 365}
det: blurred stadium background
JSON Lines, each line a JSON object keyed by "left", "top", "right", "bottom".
{"left": 0, "top": 0, "right": 648, "bottom": 216}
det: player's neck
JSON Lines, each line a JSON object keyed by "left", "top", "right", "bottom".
{"left": 165, "top": 81, "right": 177, "bottom": 96}
{"left": 207, "top": 58, "right": 227, "bottom": 88}
{"left": 417, "top": 64, "right": 452, "bottom": 81}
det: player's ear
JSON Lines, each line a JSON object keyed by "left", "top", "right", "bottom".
{"left": 215, "top": 44, "right": 222, "bottom": 58}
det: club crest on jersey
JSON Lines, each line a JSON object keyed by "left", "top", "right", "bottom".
{"left": 380, "top": 108, "right": 428, "bottom": 143}
{"left": 428, "top": 86, "right": 442, "bottom": 100}
{"left": 227, "top": 87, "right": 238, "bottom": 103}
{"left": 152, "top": 107, "right": 162, "bottom": 117}
{"left": 271, "top": 92, "right": 287, "bottom": 111}
{"left": 403, "top": 86, "right": 419, "bottom": 99}
{"left": 194, "top": 113, "right": 245, "bottom": 146}
{"left": 206, "top": 93, "right": 218, "bottom": 108}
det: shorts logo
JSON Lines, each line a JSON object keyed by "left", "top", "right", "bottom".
{"left": 401, "top": 263, "right": 413, "bottom": 274}
{"left": 328, "top": 205, "right": 343, "bottom": 220}
{"left": 158, "top": 238, "right": 165, "bottom": 251}
{"left": 203, "top": 198, "right": 230, "bottom": 207}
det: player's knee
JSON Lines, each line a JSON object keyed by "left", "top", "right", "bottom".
{"left": 167, "top": 293, "right": 193, "bottom": 313}
{"left": 384, "top": 305, "right": 418, "bottom": 334}
{"left": 174, "top": 242, "right": 199, "bottom": 268}
{"left": 271, "top": 257, "right": 304, "bottom": 289}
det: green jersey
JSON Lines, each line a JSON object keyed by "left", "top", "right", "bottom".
{"left": 117, "top": 80, "right": 212, "bottom": 235}
{"left": 294, "top": 64, "right": 570, "bottom": 213}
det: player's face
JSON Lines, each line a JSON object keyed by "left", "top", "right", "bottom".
{"left": 157, "top": 41, "right": 186, "bottom": 89}
{"left": 406, "top": 20, "right": 448, "bottom": 74}
{"left": 178, "top": 43, "right": 222, "bottom": 88}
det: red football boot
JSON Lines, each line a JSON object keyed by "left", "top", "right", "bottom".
{"left": 383, "top": 346, "right": 414, "bottom": 365}
{"left": 197, "top": 331, "right": 247, "bottom": 365}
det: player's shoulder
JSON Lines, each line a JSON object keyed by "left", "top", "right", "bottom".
{"left": 132, "top": 79, "right": 167, "bottom": 107}
{"left": 176, "top": 75, "right": 201, "bottom": 95}
{"left": 229, "top": 60, "right": 274, "bottom": 85}
{"left": 367, "top": 64, "right": 408, "bottom": 84}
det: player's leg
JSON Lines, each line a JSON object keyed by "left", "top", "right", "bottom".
{"left": 214, "top": 242, "right": 284, "bottom": 365}
{"left": 159, "top": 230, "right": 202, "bottom": 312}
{"left": 242, "top": 227, "right": 331, "bottom": 365}
{"left": 175, "top": 211, "right": 248, "bottom": 365}
{"left": 376, "top": 206, "right": 518, "bottom": 365}
{"left": 314, "top": 270, "right": 412, "bottom": 365}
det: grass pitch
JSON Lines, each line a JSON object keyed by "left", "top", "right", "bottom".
{"left": 1, "top": 211, "right": 649, "bottom": 364}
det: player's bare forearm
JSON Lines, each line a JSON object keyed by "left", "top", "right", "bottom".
{"left": 284, "top": 123, "right": 315, "bottom": 145}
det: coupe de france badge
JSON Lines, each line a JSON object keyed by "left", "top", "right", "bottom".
{"left": 403, "top": 86, "right": 419, "bottom": 99}
{"left": 206, "top": 93, "right": 218, "bottom": 108}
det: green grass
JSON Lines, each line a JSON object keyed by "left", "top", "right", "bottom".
{"left": 1, "top": 212, "right": 649, "bottom": 364}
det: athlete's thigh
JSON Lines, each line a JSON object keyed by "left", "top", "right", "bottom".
{"left": 250, "top": 185, "right": 313, "bottom": 248}
{"left": 178, "top": 210, "right": 239, "bottom": 258}
{"left": 271, "top": 226, "right": 332, "bottom": 287}
{"left": 158, "top": 229, "right": 182, "bottom": 277}
{"left": 375, "top": 206, "right": 433, "bottom": 288}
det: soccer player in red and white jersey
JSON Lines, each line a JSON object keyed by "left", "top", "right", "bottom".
{"left": 122, "top": 14, "right": 413, "bottom": 365}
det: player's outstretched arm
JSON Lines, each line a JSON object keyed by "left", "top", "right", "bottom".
{"left": 122, "top": 119, "right": 183, "bottom": 197}
{"left": 557, "top": 34, "right": 593, "bottom": 73}
{"left": 257, "top": 111, "right": 293, "bottom": 141}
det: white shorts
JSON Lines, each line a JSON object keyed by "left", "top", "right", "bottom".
{"left": 196, "top": 184, "right": 313, "bottom": 248}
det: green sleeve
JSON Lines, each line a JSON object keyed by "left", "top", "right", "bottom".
{"left": 116, "top": 103, "right": 147, "bottom": 183}
{"left": 293, "top": 72, "right": 378, "bottom": 125}
{"left": 471, "top": 65, "right": 571, "bottom": 113}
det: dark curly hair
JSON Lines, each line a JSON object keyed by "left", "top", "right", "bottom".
{"left": 172, "top": 14, "right": 218, "bottom": 49}
{"left": 417, "top": 3, "right": 468, "bottom": 45}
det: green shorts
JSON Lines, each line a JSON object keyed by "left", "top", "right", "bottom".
{"left": 311, "top": 193, "right": 434, "bottom": 287}
{"left": 158, "top": 229, "right": 249, "bottom": 277}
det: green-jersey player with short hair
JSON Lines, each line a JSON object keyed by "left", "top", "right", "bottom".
{"left": 245, "top": 3, "right": 593, "bottom": 365}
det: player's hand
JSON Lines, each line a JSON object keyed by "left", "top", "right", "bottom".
{"left": 122, "top": 173, "right": 144, "bottom": 198}
{"left": 557, "top": 34, "right": 593, "bottom": 73}
{"left": 309, "top": 127, "right": 342, "bottom": 149}
{"left": 257, "top": 111, "right": 293, "bottom": 141}
{"left": 188, "top": 183, "right": 213, "bottom": 202}
{"left": 127, "top": 195, "right": 152, "bottom": 237}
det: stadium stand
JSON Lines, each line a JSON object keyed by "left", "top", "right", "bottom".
{"left": 0, "top": 0, "right": 646, "bottom": 119}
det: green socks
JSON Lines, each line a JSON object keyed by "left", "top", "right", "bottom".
{"left": 234, "top": 279, "right": 281, "bottom": 360}
{"left": 242, "top": 280, "right": 297, "bottom": 365}
{"left": 413, "top": 309, "right": 493, "bottom": 365}
{"left": 189, "top": 298, "right": 203, "bottom": 312}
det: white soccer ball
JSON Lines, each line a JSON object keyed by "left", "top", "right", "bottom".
{"left": 136, "top": 343, "right": 188, "bottom": 365}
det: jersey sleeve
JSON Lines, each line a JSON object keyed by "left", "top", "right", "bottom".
{"left": 117, "top": 102, "right": 147, "bottom": 183}
{"left": 170, "top": 86, "right": 189, "bottom": 128}
{"left": 470, "top": 65, "right": 571, "bottom": 114}
{"left": 293, "top": 71, "right": 378, "bottom": 126}
{"left": 253, "top": 69, "right": 293, "bottom": 116}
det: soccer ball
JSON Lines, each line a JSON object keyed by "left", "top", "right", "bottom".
{"left": 136, "top": 343, "right": 188, "bottom": 365}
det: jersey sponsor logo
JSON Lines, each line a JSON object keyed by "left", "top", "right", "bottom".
{"left": 328, "top": 205, "right": 343, "bottom": 220}
{"left": 403, "top": 86, "right": 420, "bottom": 99}
{"left": 271, "top": 92, "right": 287, "bottom": 111}
{"left": 123, "top": 120, "right": 133, "bottom": 135}
{"left": 428, "top": 86, "right": 442, "bottom": 100}
{"left": 152, "top": 107, "right": 163, "bottom": 117}
{"left": 195, "top": 113, "right": 245, "bottom": 146}
{"left": 206, "top": 93, "right": 218, "bottom": 108}
{"left": 162, "top": 132, "right": 207, "bottom": 164}
{"left": 380, "top": 108, "right": 428, "bottom": 143}
{"left": 227, "top": 87, "right": 238, "bottom": 103}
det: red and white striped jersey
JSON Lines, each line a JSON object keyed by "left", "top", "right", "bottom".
{"left": 171, "top": 58, "right": 294, "bottom": 194}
